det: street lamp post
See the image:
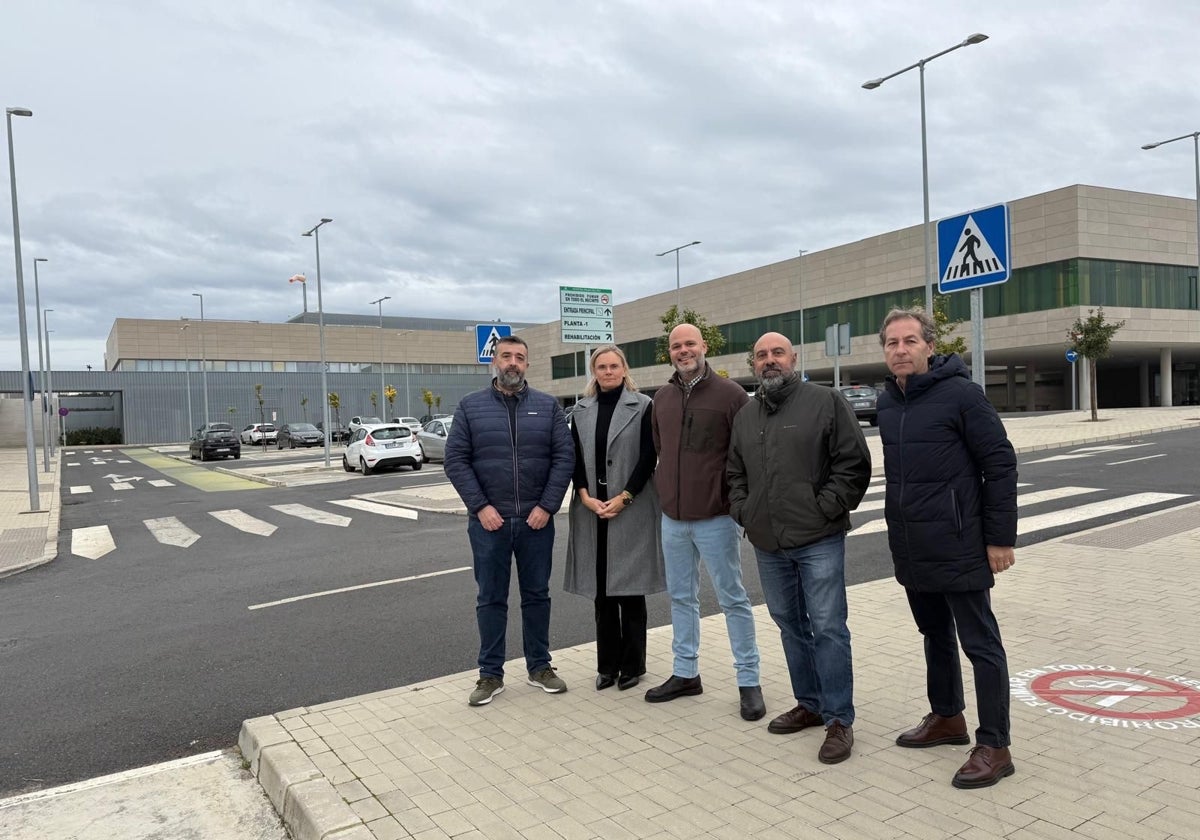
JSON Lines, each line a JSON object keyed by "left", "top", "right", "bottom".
{"left": 863, "top": 33, "right": 989, "bottom": 315}
{"left": 303, "top": 218, "right": 333, "bottom": 467}
{"left": 797, "top": 248, "right": 808, "bottom": 380}
{"left": 181, "top": 322, "right": 193, "bottom": 435}
{"left": 370, "top": 295, "right": 391, "bottom": 418}
{"left": 656, "top": 240, "right": 701, "bottom": 313}
{"left": 1142, "top": 130, "right": 1200, "bottom": 407}
{"left": 33, "top": 256, "right": 49, "bottom": 470}
{"left": 6, "top": 105, "right": 39, "bottom": 510}
{"left": 44, "top": 310, "right": 55, "bottom": 448}
{"left": 192, "top": 292, "right": 209, "bottom": 424}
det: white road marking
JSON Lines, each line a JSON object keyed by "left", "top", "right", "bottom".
{"left": 248, "top": 567, "right": 471, "bottom": 610}
{"left": 72, "top": 526, "right": 116, "bottom": 559}
{"left": 328, "top": 498, "right": 419, "bottom": 520}
{"left": 1026, "top": 443, "right": 1152, "bottom": 464}
{"left": 70, "top": 485, "right": 92, "bottom": 494}
{"left": 270, "top": 503, "right": 352, "bottom": 527}
{"left": 1106, "top": 453, "right": 1167, "bottom": 466}
{"left": 110, "top": 482, "right": 133, "bottom": 490}
{"left": 1017, "top": 493, "right": 1188, "bottom": 535}
{"left": 0, "top": 751, "right": 225, "bottom": 809}
{"left": 145, "top": 516, "right": 201, "bottom": 548}
{"left": 64, "top": 451, "right": 76, "bottom": 455}
{"left": 209, "top": 509, "right": 277, "bottom": 536}
{"left": 855, "top": 482, "right": 1040, "bottom": 514}
{"left": 67, "top": 462, "right": 80, "bottom": 466}
{"left": 148, "top": 479, "right": 175, "bottom": 487}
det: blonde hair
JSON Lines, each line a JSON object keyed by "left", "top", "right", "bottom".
{"left": 584, "top": 344, "right": 638, "bottom": 397}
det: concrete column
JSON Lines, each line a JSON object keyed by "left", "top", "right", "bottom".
{"left": 1160, "top": 347, "right": 1174, "bottom": 407}
{"left": 1078, "top": 357, "right": 1091, "bottom": 413}
{"left": 1025, "top": 361, "right": 1037, "bottom": 412}
{"left": 1139, "top": 361, "right": 1150, "bottom": 407}
{"left": 1006, "top": 365, "right": 1017, "bottom": 411}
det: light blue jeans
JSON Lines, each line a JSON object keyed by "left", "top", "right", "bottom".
{"left": 660, "top": 514, "right": 760, "bottom": 686}
{"left": 754, "top": 532, "right": 854, "bottom": 726}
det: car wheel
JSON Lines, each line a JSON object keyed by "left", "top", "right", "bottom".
{"left": 234, "top": 452, "right": 241, "bottom": 459}
{"left": 360, "top": 457, "right": 373, "bottom": 476}
{"left": 342, "top": 455, "right": 354, "bottom": 472}
{"left": 412, "top": 461, "right": 422, "bottom": 471}
{"left": 289, "top": 439, "right": 296, "bottom": 449}
{"left": 200, "top": 450, "right": 209, "bottom": 462}
{"left": 869, "top": 415, "right": 878, "bottom": 427}
{"left": 419, "top": 443, "right": 427, "bottom": 463}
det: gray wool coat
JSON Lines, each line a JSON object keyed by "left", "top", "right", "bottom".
{"left": 563, "top": 388, "right": 666, "bottom": 598}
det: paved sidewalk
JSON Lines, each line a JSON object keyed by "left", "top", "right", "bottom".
{"left": 0, "top": 448, "right": 61, "bottom": 578}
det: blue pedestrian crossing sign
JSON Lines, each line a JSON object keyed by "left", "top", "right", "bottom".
{"left": 476, "top": 324, "right": 512, "bottom": 364}
{"left": 936, "top": 203, "right": 1011, "bottom": 293}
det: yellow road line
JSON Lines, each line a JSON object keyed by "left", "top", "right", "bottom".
{"left": 122, "top": 449, "right": 270, "bottom": 492}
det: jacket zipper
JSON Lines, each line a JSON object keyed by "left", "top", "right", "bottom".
{"left": 507, "top": 392, "right": 521, "bottom": 517}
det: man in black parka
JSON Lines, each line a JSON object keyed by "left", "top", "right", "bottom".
{"left": 877, "top": 308, "right": 1018, "bottom": 789}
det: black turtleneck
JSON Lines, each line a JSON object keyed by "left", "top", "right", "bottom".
{"left": 571, "top": 385, "right": 656, "bottom": 501}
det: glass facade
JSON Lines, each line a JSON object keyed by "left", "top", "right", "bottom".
{"left": 552, "top": 258, "right": 1200, "bottom": 378}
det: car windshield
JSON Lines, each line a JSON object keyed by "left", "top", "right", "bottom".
{"left": 206, "top": 423, "right": 233, "bottom": 431}
{"left": 360, "top": 417, "right": 383, "bottom": 425}
{"left": 369, "top": 427, "right": 411, "bottom": 441}
{"left": 290, "top": 424, "right": 317, "bottom": 433}
{"left": 260, "top": 424, "right": 276, "bottom": 431}
{"left": 840, "top": 387, "right": 876, "bottom": 398}
{"left": 206, "top": 430, "right": 232, "bottom": 439}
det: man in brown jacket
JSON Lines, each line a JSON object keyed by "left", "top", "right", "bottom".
{"left": 645, "top": 323, "right": 765, "bottom": 722}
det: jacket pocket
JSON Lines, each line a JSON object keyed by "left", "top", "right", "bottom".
{"left": 949, "top": 489, "right": 963, "bottom": 538}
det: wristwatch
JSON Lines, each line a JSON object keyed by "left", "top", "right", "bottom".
{"left": 621, "top": 491, "right": 633, "bottom": 507}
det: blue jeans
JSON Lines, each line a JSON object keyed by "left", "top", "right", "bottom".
{"left": 661, "top": 514, "right": 760, "bottom": 686}
{"left": 754, "top": 532, "right": 855, "bottom": 726}
{"left": 468, "top": 516, "right": 555, "bottom": 679}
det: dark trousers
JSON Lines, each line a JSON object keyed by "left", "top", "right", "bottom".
{"left": 469, "top": 516, "right": 554, "bottom": 678}
{"left": 905, "top": 588, "right": 1011, "bottom": 748}
{"left": 595, "top": 518, "right": 647, "bottom": 678}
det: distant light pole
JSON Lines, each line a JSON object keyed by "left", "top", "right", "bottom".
{"left": 797, "top": 248, "right": 808, "bottom": 380}
{"left": 33, "top": 256, "right": 49, "bottom": 471}
{"left": 191, "top": 292, "right": 209, "bottom": 424}
{"left": 303, "top": 218, "right": 333, "bottom": 467}
{"left": 181, "top": 322, "right": 194, "bottom": 435}
{"left": 6, "top": 105, "right": 39, "bottom": 510}
{"left": 656, "top": 240, "right": 701, "bottom": 313}
{"left": 44, "top": 310, "right": 55, "bottom": 449}
{"left": 863, "top": 33, "right": 989, "bottom": 315}
{"left": 370, "top": 295, "right": 391, "bottom": 417}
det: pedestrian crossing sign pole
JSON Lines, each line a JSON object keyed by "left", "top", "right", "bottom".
{"left": 936, "top": 203, "right": 1011, "bottom": 387}
{"left": 476, "top": 324, "right": 512, "bottom": 364}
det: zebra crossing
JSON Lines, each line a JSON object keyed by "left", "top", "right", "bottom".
{"left": 849, "top": 477, "right": 1189, "bottom": 538}
{"left": 68, "top": 496, "right": 422, "bottom": 560}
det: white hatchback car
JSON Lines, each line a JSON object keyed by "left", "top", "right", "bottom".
{"left": 343, "top": 424, "right": 423, "bottom": 475}
{"left": 240, "top": 422, "right": 278, "bottom": 446}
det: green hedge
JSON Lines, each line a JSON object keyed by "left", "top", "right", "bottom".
{"left": 64, "top": 427, "right": 123, "bottom": 445}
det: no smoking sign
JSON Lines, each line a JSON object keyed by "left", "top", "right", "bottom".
{"left": 1012, "top": 664, "right": 1200, "bottom": 730}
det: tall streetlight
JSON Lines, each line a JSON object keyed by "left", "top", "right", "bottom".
{"left": 303, "top": 218, "right": 333, "bottom": 467}
{"left": 863, "top": 33, "right": 989, "bottom": 315}
{"left": 7, "top": 106, "right": 39, "bottom": 510}
{"left": 44, "top": 310, "right": 55, "bottom": 449}
{"left": 191, "top": 292, "right": 209, "bottom": 424}
{"left": 656, "top": 240, "right": 701, "bottom": 313}
{"left": 33, "top": 256, "right": 49, "bottom": 471}
{"left": 370, "top": 295, "right": 391, "bottom": 418}
{"left": 397, "top": 330, "right": 415, "bottom": 415}
{"left": 1142, "top": 130, "right": 1200, "bottom": 406}
{"left": 797, "top": 248, "right": 808, "bottom": 380}
{"left": 181, "top": 322, "right": 194, "bottom": 435}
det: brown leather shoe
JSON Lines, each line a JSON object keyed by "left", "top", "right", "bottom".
{"left": 952, "top": 746, "right": 1015, "bottom": 789}
{"left": 767, "top": 704, "right": 824, "bottom": 734}
{"left": 895, "top": 712, "right": 970, "bottom": 748}
{"left": 818, "top": 722, "right": 853, "bottom": 764}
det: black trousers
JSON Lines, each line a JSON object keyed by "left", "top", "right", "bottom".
{"left": 595, "top": 518, "right": 647, "bottom": 678}
{"left": 905, "top": 588, "right": 1011, "bottom": 748}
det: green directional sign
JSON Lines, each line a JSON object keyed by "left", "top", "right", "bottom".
{"left": 560, "top": 286, "right": 615, "bottom": 343}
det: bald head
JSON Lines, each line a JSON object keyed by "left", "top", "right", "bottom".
{"left": 752, "top": 331, "right": 797, "bottom": 392}
{"left": 668, "top": 322, "right": 707, "bottom": 378}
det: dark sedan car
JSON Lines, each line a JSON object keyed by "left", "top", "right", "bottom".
{"left": 276, "top": 422, "right": 323, "bottom": 449}
{"left": 189, "top": 427, "right": 242, "bottom": 461}
{"left": 837, "top": 385, "right": 879, "bottom": 426}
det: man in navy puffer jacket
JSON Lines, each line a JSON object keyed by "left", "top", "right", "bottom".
{"left": 445, "top": 335, "right": 574, "bottom": 707}
{"left": 877, "top": 308, "right": 1018, "bottom": 790}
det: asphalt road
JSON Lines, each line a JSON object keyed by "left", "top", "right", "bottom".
{"left": 0, "top": 428, "right": 1195, "bottom": 795}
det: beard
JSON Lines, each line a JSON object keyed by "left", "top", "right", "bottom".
{"left": 757, "top": 367, "right": 794, "bottom": 395}
{"left": 496, "top": 367, "right": 525, "bottom": 390}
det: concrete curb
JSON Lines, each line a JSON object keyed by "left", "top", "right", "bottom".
{"left": 240, "top": 716, "right": 367, "bottom": 840}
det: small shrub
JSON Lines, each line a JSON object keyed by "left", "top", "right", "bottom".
{"left": 65, "top": 427, "right": 123, "bottom": 445}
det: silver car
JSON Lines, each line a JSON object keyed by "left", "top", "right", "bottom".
{"left": 417, "top": 417, "right": 454, "bottom": 462}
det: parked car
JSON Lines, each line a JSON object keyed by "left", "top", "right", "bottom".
{"left": 837, "top": 384, "right": 879, "bottom": 426}
{"left": 417, "top": 417, "right": 453, "bottom": 462}
{"left": 343, "top": 423, "right": 423, "bottom": 475}
{"left": 418, "top": 413, "right": 453, "bottom": 425}
{"left": 316, "top": 420, "right": 349, "bottom": 443}
{"left": 276, "top": 422, "right": 323, "bottom": 449}
{"left": 190, "top": 426, "right": 241, "bottom": 461}
{"left": 240, "top": 422, "right": 278, "bottom": 446}
{"left": 390, "top": 416, "right": 423, "bottom": 434}
{"left": 348, "top": 416, "right": 384, "bottom": 435}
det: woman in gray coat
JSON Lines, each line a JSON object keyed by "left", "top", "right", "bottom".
{"left": 565, "top": 345, "right": 665, "bottom": 691}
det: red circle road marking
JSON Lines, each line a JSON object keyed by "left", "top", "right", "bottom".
{"left": 1029, "top": 670, "right": 1200, "bottom": 719}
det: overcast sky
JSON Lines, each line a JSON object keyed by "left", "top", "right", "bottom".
{"left": 3, "top": 0, "right": 1199, "bottom": 370}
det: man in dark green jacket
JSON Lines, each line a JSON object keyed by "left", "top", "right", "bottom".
{"left": 728, "top": 332, "right": 871, "bottom": 764}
